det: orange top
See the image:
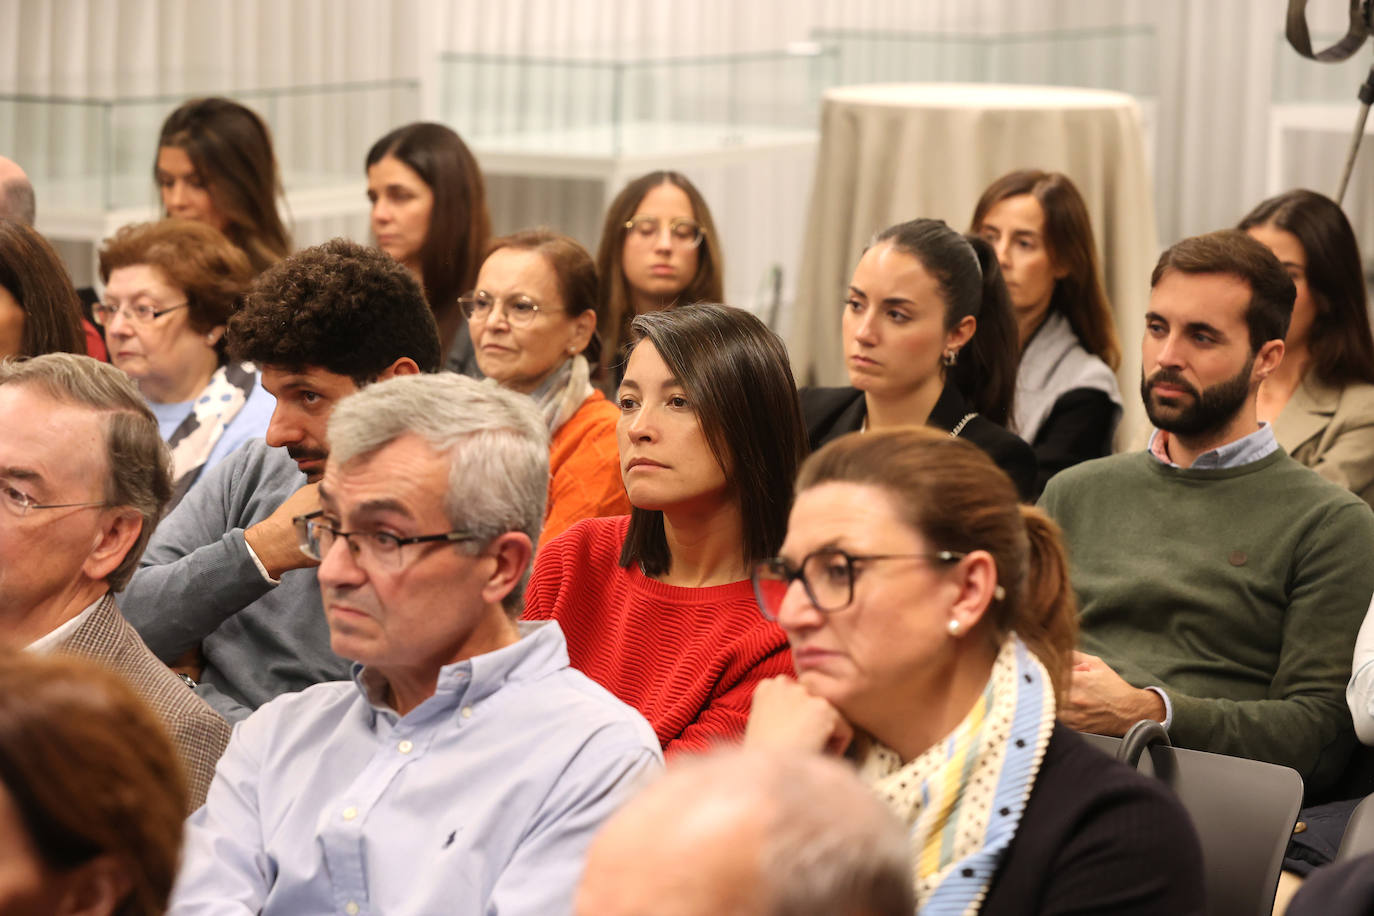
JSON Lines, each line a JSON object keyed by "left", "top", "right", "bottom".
{"left": 539, "top": 391, "right": 631, "bottom": 548}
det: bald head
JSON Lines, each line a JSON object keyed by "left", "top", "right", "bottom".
{"left": 0, "top": 157, "right": 35, "bottom": 225}
{"left": 576, "top": 750, "right": 913, "bottom": 916}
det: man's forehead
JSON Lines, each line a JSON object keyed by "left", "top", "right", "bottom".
{"left": 260, "top": 365, "right": 357, "bottom": 392}
{"left": 320, "top": 436, "right": 451, "bottom": 516}
{"left": 0, "top": 386, "right": 107, "bottom": 485}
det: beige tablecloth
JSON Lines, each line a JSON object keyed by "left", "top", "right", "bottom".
{"left": 791, "top": 83, "right": 1158, "bottom": 445}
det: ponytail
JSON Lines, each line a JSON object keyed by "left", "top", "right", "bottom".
{"left": 1014, "top": 505, "right": 1078, "bottom": 703}
{"left": 952, "top": 235, "right": 1020, "bottom": 427}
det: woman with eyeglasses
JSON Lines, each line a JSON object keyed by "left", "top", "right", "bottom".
{"left": 745, "top": 427, "right": 1203, "bottom": 915}
{"left": 800, "top": 218, "right": 1037, "bottom": 501}
{"left": 524, "top": 304, "right": 801, "bottom": 754}
{"left": 367, "top": 122, "right": 490, "bottom": 377}
{"left": 594, "top": 171, "right": 724, "bottom": 384}
{"left": 98, "top": 219, "right": 274, "bottom": 509}
{"left": 0, "top": 219, "right": 87, "bottom": 361}
{"left": 464, "top": 229, "right": 630, "bottom": 546}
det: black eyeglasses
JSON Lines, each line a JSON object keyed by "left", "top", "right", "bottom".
{"left": 751, "top": 548, "right": 965, "bottom": 621}
{"left": 293, "top": 511, "right": 479, "bottom": 570}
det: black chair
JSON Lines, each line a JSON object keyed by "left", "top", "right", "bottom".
{"left": 1334, "top": 792, "right": 1374, "bottom": 863}
{"left": 1081, "top": 722, "right": 1303, "bottom": 916}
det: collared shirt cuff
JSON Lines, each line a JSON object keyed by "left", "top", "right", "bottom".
{"left": 1145, "top": 686, "right": 1173, "bottom": 730}
{"left": 245, "top": 539, "right": 282, "bottom": 585}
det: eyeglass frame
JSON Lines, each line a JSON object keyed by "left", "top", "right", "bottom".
{"left": 751, "top": 548, "right": 966, "bottom": 621}
{"left": 91, "top": 300, "right": 190, "bottom": 327}
{"left": 293, "top": 510, "right": 481, "bottom": 569}
{"left": 457, "top": 291, "right": 563, "bottom": 328}
{"left": 622, "top": 216, "right": 705, "bottom": 249}
{"left": 0, "top": 480, "right": 111, "bottom": 519}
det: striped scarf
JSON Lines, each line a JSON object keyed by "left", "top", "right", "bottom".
{"left": 857, "top": 635, "right": 1056, "bottom": 915}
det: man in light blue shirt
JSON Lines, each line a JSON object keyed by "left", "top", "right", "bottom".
{"left": 170, "top": 373, "right": 663, "bottom": 916}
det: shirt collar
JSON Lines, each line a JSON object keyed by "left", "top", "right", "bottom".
{"left": 25, "top": 593, "right": 107, "bottom": 655}
{"left": 1147, "top": 422, "right": 1279, "bottom": 470}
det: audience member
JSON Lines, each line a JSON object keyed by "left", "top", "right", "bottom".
{"left": 972, "top": 169, "right": 1123, "bottom": 492}
{"left": 524, "top": 304, "right": 799, "bottom": 752}
{"left": 1286, "top": 851, "right": 1374, "bottom": 915}
{"left": 0, "top": 155, "right": 35, "bottom": 225}
{"left": 155, "top": 97, "right": 292, "bottom": 274}
{"left": 97, "top": 219, "right": 274, "bottom": 508}
{"left": 367, "top": 121, "right": 490, "bottom": 375}
{"left": 594, "top": 170, "right": 724, "bottom": 383}
{"left": 464, "top": 229, "right": 630, "bottom": 546}
{"left": 801, "top": 218, "right": 1036, "bottom": 499}
{"left": 577, "top": 749, "right": 914, "bottom": 916}
{"left": 0, "top": 219, "right": 86, "bottom": 360}
{"left": 1239, "top": 188, "right": 1374, "bottom": 508}
{"left": 746, "top": 426, "right": 1204, "bottom": 914}
{"left": 0, "top": 353, "right": 229, "bottom": 810}
{"left": 120, "top": 239, "right": 442, "bottom": 721}
{"left": 170, "top": 373, "right": 661, "bottom": 915}
{"left": 0, "top": 651, "right": 188, "bottom": 916}
{"left": 1040, "top": 229, "right": 1374, "bottom": 799}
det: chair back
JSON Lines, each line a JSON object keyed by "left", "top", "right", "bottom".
{"left": 1082, "top": 724, "right": 1303, "bottom": 916}
{"left": 1335, "top": 792, "right": 1374, "bottom": 862}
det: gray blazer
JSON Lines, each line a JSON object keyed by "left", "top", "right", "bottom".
{"left": 1274, "top": 376, "right": 1374, "bottom": 511}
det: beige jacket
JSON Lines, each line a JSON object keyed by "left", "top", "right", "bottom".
{"left": 1275, "top": 375, "right": 1374, "bottom": 511}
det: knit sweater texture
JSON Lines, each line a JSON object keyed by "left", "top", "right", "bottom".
{"left": 541, "top": 391, "right": 631, "bottom": 548}
{"left": 1040, "top": 448, "right": 1374, "bottom": 796}
{"left": 523, "top": 516, "right": 793, "bottom": 754}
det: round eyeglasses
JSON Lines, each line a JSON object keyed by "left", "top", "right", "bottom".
{"left": 92, "top": 301, "right": 189, "bottom": 327}
{"left": 458, "top": 292, "right": 557, "bottom": 328}
{"left": 751, "top": 548, "right": 965, "bottom": 621}
{"left": 294, "top": 511, "right": 479, "bottom": 570}
{"left": 623, "top": 216, "right": 704, "bottom": 249}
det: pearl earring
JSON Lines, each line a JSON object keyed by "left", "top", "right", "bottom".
{"left": 947, "top": 619, "right": 961, "bottom": 636}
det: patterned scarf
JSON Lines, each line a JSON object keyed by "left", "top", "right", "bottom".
{"left": 856, "top": 635, "right": 1056, "bottom": 915}
{"left": 528, "top": 355, "right": 594, "bottom": 435}
{"left": 165, "top": 361, "right": 256, "bottom": 510}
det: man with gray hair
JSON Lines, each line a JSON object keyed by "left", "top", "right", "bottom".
{"left": 0, "top": 353, "right": 229, "bottom": 811}
{"left": 0, "top": 156, "right": 35, "bottom": 225}
{"left": 577, "top": 748, "right": 915, "bottom": 916}
{"left": 171, "top": 373, "right": 662, "bottom": 916}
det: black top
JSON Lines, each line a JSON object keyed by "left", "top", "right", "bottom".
{"left": 982, "top": 723, "right": 1206, "bottom": 916}
{"left": 1286, "top": 851, "right": 1374, "bottom": 915}
{"left": 800, "top": 383, "right": 1038, "bottom": 501}
{"left": 1030, "top": 388, "right": 1121, "bottom": 498}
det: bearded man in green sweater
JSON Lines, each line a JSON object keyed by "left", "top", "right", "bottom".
{"left": 1041, "top": 229, "right": 1374, "bottom": 799}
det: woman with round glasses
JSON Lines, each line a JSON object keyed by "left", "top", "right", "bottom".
{"left": 800, "top": 218, "right": 1037, "bottom": 500}
{"left": 367, "top": 122, "right": 490, "bottom": 377}
{"left": 745, "top": 427, "right": 1203, "bottom": 914}
{"left": 594, "top": 171, "right": 724, "bottom": 382}
{"left": 0, "top": 220, "right": 86, "bottom": 360}
{"left": 98, "top": 220, "right": 274, "bottom": 508}
{"left": 463, "top": 229, "right": 630, "bottom": 546}
{"left": 524, "top": 304, "right": 802, "bottom": 754}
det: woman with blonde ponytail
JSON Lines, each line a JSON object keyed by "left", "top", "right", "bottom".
{"left": 745, "top": 427, "right": 1202, "bottom": 915}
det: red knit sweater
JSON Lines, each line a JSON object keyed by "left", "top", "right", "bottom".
{"left": 523, "top": 516, "right": 794, "bottom": 755}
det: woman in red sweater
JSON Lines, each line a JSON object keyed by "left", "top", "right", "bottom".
{"left": 524, "top": 304, "right": 806, "bottom": 753}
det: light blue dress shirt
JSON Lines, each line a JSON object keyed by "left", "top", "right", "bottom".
{"left": 169, "top": 621, "right": 662, "bottom": 916}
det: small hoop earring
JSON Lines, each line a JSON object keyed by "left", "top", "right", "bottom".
{"left": 942, "top": 349, "right": 958, "bottom": 367}
{"left": 947, "top": 618, "right": 961, "bottom": 636}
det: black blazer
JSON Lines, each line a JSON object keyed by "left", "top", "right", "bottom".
{"left": 800, "top": 383, "right": 1038, "bottom": 501}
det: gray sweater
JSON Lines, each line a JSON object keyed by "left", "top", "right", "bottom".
{"left": 120, "top": 439, "right": 348, "bottom": 722}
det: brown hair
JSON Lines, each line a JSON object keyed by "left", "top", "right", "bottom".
{"left": 0, "top": 651, "right": 187, "bottom": 916}
{"left": 0, "top": 353, "right": 173, "bottom": 590}
{"left": 98, "top": 219, "right": 255, "bottom": 343}
{"left": 0, "top": 219, "right": 86, "bottom": 358}
{"left": 796, "top": 427, "right": 1076, "bottom": 699}
{"left": 595, "top": 171, "right": 725, "bottom": 369}
{"left": 366, "top": 123, "right": 490, "bottom": 324}
{"left": 620, "top": 304, "right": 806, "bottom": 577}
{"left": 1238, "top": 189, "right": 1374, "bottom": 387}
{"left": 971, "top": 169, "right": 1122, "bottom": 370}
{"left": 485, "top": 228, "right": 603, "bottom": 368}
{"left": 156, "top": 97, "right": 292, "bottom": 274}
{"left": 1151, "top": 229, "right": 1296, "bottom": 352}
{"left": 872, "top": 219, "right": 1020, "bottom": 426}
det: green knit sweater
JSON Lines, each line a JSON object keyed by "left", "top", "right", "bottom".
{"left": 1041, "top": 448, "right": 1374, "bottom": 796}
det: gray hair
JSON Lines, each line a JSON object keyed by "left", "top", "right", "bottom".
{"left": 596, "top": 749, "right": 914, "bottom": 916}
{"left": 327, "top": 374, "right": 550, "bottom": 612}
{"left": 0, "top": 177, "right": 35, "bottom": 226}
{"left": 0, "top": 354, "right": 172, "bottom": 590}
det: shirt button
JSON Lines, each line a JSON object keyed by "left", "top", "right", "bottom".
{"left": 345, "top": 902, "right": 360, "bottom": 915}
{"left": 461, "top": 706, "right": 473, "bottom": 718}
{"left": 397, "top": 739, "right": 414, "bottom": 754}
{"left": 342, "top": 806, "right": 358, "bottom": 821}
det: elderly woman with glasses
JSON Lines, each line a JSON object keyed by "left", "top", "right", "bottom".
{"left": 594, "top": 171, "right": 725, "bottom": 384}
{"left": 98, "top": 219, "right": 275, "bottom": 509}
{"left": 463, "top": 229, "right": 630, "bottom": 546}
{"left": 745, "top": 427, "right": 1204, "bottom": 915}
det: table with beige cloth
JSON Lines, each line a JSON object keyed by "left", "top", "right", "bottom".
{"left": 790, "top": 83, "right": 1158, "bottom": 447}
